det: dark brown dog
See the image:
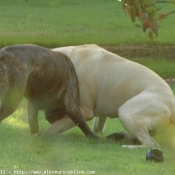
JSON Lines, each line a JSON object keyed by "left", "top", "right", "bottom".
{"left": 0, "top": 44, "right": 96, "bottom": 138}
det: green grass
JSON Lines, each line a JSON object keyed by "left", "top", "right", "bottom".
{"left": 0, "top": 99, "right": 175, "bottom": 175}
{"left": 0, "top": 0, "right": 175, "bottom": 47}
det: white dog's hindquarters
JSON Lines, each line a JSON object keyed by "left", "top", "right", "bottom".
{"left": 118, "top": 92, "right": 172, "bottom": 147}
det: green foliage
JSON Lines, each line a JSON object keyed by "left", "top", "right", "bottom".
{"left": 120, "top": 0, "right": 175, "bottom": 39}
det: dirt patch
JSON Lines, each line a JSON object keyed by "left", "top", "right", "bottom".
{"left": 104, "top": 45, "right": 175, "bottom": 60}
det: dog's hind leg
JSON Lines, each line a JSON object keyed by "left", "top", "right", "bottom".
{"left": 92, "top": 117, "right": 108, "bottom": 133}
{"left": 118, "top": 111, "right": 159, "bottom": 148}
{"left": 118, "top": 94, "right": 171, "bottom": 148}
{"left": 43, "top": 106, "right": 94, "bottom": 136}
{"left": 27, "top": 100, "right": 39, "bottom": 134}
{"left": 43, "top": 115, "right": 76, "bottom": 136}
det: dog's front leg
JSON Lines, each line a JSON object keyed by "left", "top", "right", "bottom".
{"left": 27, "top": 100, "right": 39, "bottom": 134}
{"left": 0, "top": 106, "right": 15, "bottom": 123}
{"left": 0, "top": 90, "right": 23, "bottom": 122}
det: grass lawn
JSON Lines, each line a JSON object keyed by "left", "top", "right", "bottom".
{"left": 0, "top": 98, "right": 175, "bottom": 175}
{"left": 0, "top": 0, "right": 175, "bottom": 47}
{"left": 0, "top": 0, "right": 175, "bottom": 175}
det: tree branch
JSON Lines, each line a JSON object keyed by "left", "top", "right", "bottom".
{"left": 157, "top": 9, "right": 175, "bottom": 20}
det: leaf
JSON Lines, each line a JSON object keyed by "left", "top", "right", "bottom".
{"left": 149, "top": 20, "right": 158, "bottom": 36}
{"left": 149, "top": 31, "right": 154, "bottom": 39}
{"left": 122, "top": 4, "right": 131, "bottom": 15}
{"left": 159, "top": 12, "right": 165, "bottom": 19}
{"left": 120, "top": 0, "right": 174, "bottom": 39}
{"left": 144, "top": 19, "right": 150, "bottom": 27}
{"left": 142, "top": 23, "right": 147, "bottom": 33}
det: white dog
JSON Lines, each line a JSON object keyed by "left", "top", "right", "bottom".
{"left": 43, "top": 44, "right": 175, "bottom": 148}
